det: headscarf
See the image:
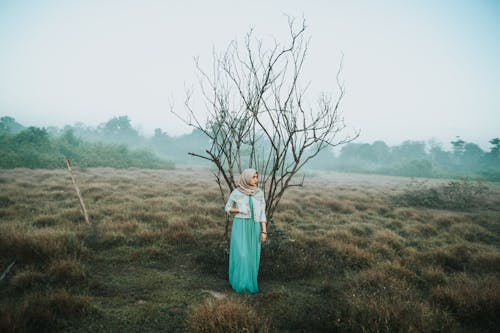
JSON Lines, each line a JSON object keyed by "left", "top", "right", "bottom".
{"left": 237, "top": 168, "right": 258, "bottom": 196}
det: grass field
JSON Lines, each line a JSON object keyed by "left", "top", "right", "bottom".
{"left": 0, "top": 167, "right": 499, "bottom": 332}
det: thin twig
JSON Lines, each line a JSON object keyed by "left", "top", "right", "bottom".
{"left": 0, "top": 261, "right": 15, "bottom": 283}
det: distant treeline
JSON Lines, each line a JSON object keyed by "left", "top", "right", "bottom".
{"left": 1, "top": 115, "right": 207, "bottom": 165}
{"left": 310, "top": 138, "right": 500, "bottom": 181}
{"left": 0, "top": 116, "right": 173, "bottom": 169}
{"left": 1, "top": 115, "right": 498, "bottom": 181}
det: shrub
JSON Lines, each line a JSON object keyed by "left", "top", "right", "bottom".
{"left": 440, "top": 178, "right": 489, "bottom": 209}
{"left": 392, "top": 178, "right": 489, "bottom": 210}
{"left": 392, "top": 180, "right": 443, "bottom": 208}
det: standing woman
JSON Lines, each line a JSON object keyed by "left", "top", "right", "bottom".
{"left": 225, "top": 168, "right": 267, "bottom": 293}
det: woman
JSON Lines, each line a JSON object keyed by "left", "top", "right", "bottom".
{"left": 225, "top": 168, "right": 267, "bottom": 293}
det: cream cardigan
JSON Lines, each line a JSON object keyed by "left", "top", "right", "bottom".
{"left": 225, "top": 188, "right": 267, "bottom": 223}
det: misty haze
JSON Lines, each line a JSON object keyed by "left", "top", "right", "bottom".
{"left": 1, "top": 1, "right": 499, "bottom": 332}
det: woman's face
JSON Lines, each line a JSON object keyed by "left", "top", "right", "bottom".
{"left": 249, "top": 172, "right": 259, "bottom": 186}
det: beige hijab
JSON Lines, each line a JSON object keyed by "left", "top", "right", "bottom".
{"left": 237, "top": 168, "right": 258, "bottom": 196}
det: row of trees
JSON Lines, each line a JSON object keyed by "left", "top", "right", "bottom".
{"left": 1, "top": 115, "right": 207, "bottom": 164}
{"left": 2, "top": 115, "right": 497, "bottom": 181}
{"left": 320, "top": 138, "right": 500, "bottom": 180}
{"left": 0, "top": 117, "right": 173, "bottom": 169}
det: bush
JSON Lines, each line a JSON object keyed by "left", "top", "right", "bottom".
{"left": 440, "top": 179, "right": 489, "bottom": 209}
{"left": 392, "top": 178, "right": 489, "bottom": 210}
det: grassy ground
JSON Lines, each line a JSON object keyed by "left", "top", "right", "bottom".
{"left": 0, "top": 167, "right": 499, "bottom": 332}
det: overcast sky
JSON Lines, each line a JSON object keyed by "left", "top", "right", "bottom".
{"left": 1, "top": 0, "right": 499, "bottom": 149}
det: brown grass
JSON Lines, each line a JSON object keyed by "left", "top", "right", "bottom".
{"left": 0, "top": 290, "right": 91, "bottom": 333}
{"left": 48, "top": 259, "right": 86, "bottom": 285}
{"left": 9, "top": 269, "right": 46, "bottom": 291}
{"left": 185, "top": 298, "right": 269, "bottom": 333}
{"left": 431, "top": 273, "right": 499, "bottom": 329}
{"left": 0, "top": 168, "right": 499, "bottom": 332}
{"left": 0, "top": 226, "right": 85, "bottom": 265}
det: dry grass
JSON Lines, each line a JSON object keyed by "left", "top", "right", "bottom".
{"left": 0, "top": 290, "right": 92, "bottom": 333}
{"left": 0, "top": 167, "right": 499, "bottom": 332}
{"left": 185, "top": 298, "right": 269, "bottom": 333}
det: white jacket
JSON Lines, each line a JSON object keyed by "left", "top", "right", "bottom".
{"left": 225, "top": 189, "right": 267, "bottom": 223}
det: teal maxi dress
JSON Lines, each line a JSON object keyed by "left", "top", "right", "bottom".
{"left": 229, "top": 195, "right": 262, "bottom": 293}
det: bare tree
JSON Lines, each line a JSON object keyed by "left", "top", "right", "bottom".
{"left": 173, "top": 17, "right": 358, "bottom": 224}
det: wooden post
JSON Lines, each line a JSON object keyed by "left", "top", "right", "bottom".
{"left": 64, "top": 157, "right": 90, "bottom": 225}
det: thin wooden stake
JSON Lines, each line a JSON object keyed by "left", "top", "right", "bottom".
{"left": 64, "top": 157, "right": 90, "bottom": 225}
{"left": 0, "top": 261, "right": 15, "bottom": 283}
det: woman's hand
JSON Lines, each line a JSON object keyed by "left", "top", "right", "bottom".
{"left": 260, "top": 222, "right": 267, "bottom": 242}
{"left": 229, "top": 207, "right": 245, "bottom": 214}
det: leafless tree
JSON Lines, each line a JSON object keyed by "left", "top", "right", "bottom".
{"left": 173, "top": 17, "right": 358, "bottom": 226}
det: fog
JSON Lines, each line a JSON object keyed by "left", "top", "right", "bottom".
{"left": 0, "top": 0, "right": 499, "bottom": 149}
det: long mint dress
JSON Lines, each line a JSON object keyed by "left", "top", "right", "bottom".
{"left": 229, "top": 195, "right": 262, "bottom": 293}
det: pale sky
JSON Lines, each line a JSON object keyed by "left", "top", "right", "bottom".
{"left": 0, "top": 0, "right": 499, "bottom": 149}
